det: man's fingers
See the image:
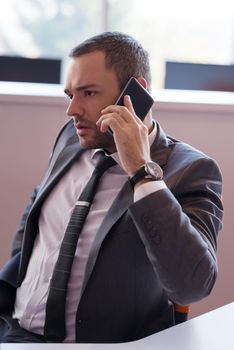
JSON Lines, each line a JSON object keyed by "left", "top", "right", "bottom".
{"left": 101, "top": 105, "right": 131, "bottom": 122}
{"left": 123, "top": 95, "right": 136, "bottom": 116}
{"left": 97, "top": 114, "right": 122, "bottom": 133}
{"left": 101, "top": 97, "right": 141, "bottom": 125}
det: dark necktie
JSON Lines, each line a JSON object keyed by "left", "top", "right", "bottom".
{"left": 44, "top": 152, "right": 116, "bottom": 342}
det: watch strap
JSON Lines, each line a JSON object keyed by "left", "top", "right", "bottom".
{"left": 129, "top": 161, "right": 163, "bottom": 188}
{"left": 129, "top": 166, "right": 147, "bottom": 187}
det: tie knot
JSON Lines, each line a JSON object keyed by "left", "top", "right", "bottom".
{"left": 95, "top": 152, "right": 116, "bottom": 175}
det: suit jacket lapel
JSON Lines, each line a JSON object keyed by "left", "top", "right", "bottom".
{"left": 35, "top": 143, "right": 83, "bottom": 205}
{"left": 80, "top": 122, "right": 172, "bottom": 296}
{"left": 32, "top": 121, "right": 83, "bottom": 211}
{"left": 19, "top": 123, "right": 83, "bottom": 280}
{"left": 150, "top": 121, "right": 171, "bottom": 167}
{"left": 80, "top": 180, "right": 134, "bottom": 296}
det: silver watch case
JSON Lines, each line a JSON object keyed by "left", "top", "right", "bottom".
{"left": 145, "top": 161, "right": 163, "bottom": 180}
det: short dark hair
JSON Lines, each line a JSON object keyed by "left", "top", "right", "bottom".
{"left": 69, "top": 31, "right": 151, "bottom": 90}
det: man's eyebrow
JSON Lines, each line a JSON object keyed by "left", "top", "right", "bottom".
{"left": 64, "top": 84, "right": 100, "bottom": 95}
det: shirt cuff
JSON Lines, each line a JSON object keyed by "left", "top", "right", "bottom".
{"left": 134, "top": 180, "right": 167, "bottom": 202}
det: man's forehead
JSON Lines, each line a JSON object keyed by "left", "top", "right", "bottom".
{"left": 65, "top": 53, "right": 118, "bottom": 89}
{"left": 69, "top": 53, "right": 107, "bottom": 76}
{"left": 70, "top": 51, "right": 106, "bottom": 69}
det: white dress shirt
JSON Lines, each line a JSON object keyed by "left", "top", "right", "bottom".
{"left": 13, "top": 123, "right": 166, "bottom": 342}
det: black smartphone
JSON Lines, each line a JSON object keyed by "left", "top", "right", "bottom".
{"left": 115, "top": 77, "right": 154, "bottom": 121}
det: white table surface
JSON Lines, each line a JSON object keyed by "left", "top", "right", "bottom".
{"left": 1, "top": 302, "right": 234, "bottom": 350}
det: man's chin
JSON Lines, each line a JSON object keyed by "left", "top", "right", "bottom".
{"left": 78, "top": 134, "right": 115, "bottom": 152}
{"left": 78, "top": 139, "right": 96, "bottom": 150}
{"left": 77, "top": 135, "right": 103, "bottom": 150}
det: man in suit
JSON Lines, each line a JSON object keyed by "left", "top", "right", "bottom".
{"left": 0, "top": 32, "right": 223, "bottom": 343}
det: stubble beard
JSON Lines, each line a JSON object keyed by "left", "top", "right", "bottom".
{"left": 78, "top": 126, "right": 116, "bottom": 154}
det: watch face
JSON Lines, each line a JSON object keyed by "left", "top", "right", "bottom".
{"left": 146, "top": 161, "right": 163, "bottom": 180}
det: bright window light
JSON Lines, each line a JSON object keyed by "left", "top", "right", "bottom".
{"left": 0, "top": 0, "right": 233, "bottom": 89}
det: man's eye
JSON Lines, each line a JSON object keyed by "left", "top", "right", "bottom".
{"left": 84, "top": 90, "right": 96, "bottom": 97}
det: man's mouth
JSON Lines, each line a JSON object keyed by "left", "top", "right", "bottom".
{"left": 74, "top": 121, "right": 92, "bottom": 136}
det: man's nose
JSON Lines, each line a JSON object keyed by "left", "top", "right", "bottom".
{"left": 66, "top": 96, "right": 83, "bottom": 117}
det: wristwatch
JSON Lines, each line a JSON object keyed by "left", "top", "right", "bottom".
{"left": 129, "top": 161, "right": 163, "bottom": 187}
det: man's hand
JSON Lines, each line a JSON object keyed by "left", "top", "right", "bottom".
{"left": 96, "top": 95, "right": 151, "bottom": 176}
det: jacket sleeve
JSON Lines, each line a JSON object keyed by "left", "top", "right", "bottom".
{"left": 0, "top": 186, "right": 40, "bottom": 311}
{"left": 128, "top": 157, "right": 223, "bottom": 305}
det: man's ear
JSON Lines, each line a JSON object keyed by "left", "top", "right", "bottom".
{"left": 136, "top": 76, "right": 148, "bottom": 90}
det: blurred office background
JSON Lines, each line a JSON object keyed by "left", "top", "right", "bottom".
{"left": 0, "top": 0, "right": 234, "bottom": 322}
{"left": 1, "top": 0, "right": 234, "bottom": 88}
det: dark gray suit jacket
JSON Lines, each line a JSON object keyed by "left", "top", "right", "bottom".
{"left": 0, "top": 121, "right": 223, "bottom": 342}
